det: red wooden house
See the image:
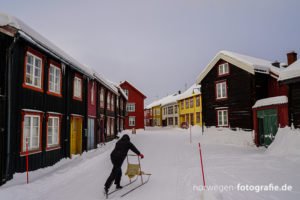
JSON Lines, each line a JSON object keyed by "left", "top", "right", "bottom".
{"left": 197, "top": 50, "right": 289, "bottom": 146}
{"left": 120, "top": 81, "right": 146, "bottom": 130}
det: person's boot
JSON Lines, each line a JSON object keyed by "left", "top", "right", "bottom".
{"left": 116, "top": 185, "right": 123, "bottom": 189}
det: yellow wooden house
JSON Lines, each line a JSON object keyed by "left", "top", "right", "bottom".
{"left": 178, "top": 84, "right": 202, "bottom": 128}
{"left": 152, "top": 105, "right": 162, "bottom": 126}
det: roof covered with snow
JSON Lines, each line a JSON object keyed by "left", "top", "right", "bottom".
{"left": 93, "top": 72, "right": 119, "bottom": 95}
{"left": 252, "top": 96, "right": 288, "bottom": 108}
{"left": 0, "top": 13, "right": 93, "bottom": 77}
{"left": 196, "top": 50, "right": 286, "bottom": 84}
{"left": 177, "top": 84, "right": 201, "bottom": 101}
{"left": 279, "top": 60, "right": 300, "bottom": 81}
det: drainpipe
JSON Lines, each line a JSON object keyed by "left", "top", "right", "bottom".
{"left": 5, "top": 34, "right": 19, "bottom": 180}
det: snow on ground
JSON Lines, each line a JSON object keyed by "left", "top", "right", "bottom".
{"left": 0, "top": 127, "right": 299, "bottom": 200}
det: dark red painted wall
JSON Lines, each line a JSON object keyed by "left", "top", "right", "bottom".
{"left": 120, "top": 81, "right": 146, "bottom": 129}
{"left": 268, "top": 77, "right": 288, "bottom": 97}
{"left": 88, "top": 80, "right": 97, "bottom": 117}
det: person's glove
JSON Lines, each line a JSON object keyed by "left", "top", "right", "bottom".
{"left": 139, "top": 154, "right": 144, "bottom": 159}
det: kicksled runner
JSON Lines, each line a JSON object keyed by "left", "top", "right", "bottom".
{"left": 105, "top": 154, "right": 151, "bottom": 199}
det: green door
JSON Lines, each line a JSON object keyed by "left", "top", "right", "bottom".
{"left": 257, "top": 109, "right": 278, "bottom": 146}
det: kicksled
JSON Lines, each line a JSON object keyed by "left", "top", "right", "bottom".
{"left": 106, "top": 154, "right": 151, "bottom": 199}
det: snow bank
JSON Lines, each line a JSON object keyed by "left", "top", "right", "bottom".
{"left": 192, "top": 126, "right": 254, "bottom": 147}
{"left": 200, "top": 191, "right": 223, "bottom": 200}
{"left": 266, "top": 127, "right": 300, "bottom": 156}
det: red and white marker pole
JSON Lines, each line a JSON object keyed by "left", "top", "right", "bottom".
{"left": 198, "top": 142, "right": 206, "bottom": 188}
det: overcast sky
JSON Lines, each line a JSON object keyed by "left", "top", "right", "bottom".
{"left": 1, "top": 0, "right": 300, "bottom": 105}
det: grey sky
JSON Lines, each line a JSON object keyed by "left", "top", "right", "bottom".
{"left": 1, "top": 0, "right": 300, "bottom": 105}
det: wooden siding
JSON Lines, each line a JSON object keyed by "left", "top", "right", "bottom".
{"left": 201, "top": 59, "right": 255, "bottom": 129}
{"left": 290, "top": 83, "right": 300, "bottom": 128}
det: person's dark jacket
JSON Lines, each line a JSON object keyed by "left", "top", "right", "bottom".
{"left": 111, "top": 134, "right": 140, "bottom": 166}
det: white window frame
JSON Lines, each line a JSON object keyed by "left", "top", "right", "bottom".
{"left": 22, "top": 114, "right": 41, "bottom": 152}
{"left": 73, "top": 76, "right": 82, "bottom": 99}
{"left": 216, "top": 81, "right": 227, "bottom": 99}
{"left": 49, "top": 64, "right": 61, "bottom": 95}
{"left": 107, "top": 93, "right": 111, "bottom": 110}
{"left": 47, "top": 116, "right": 60, "bottom": 148}
{"left": 129, "top": 116, "right": 136, "bottom": 127}
{"left": 217, "top": 109, "right": 228, "bottom": 127}
{"left": 127, "top": 103, "right": 136, "bottom": 112}
{"left": 218, "top": 63, "right": 229, "bottom": 76}
{"left": 25, "top": 52, "right": 43, "bottom": 89}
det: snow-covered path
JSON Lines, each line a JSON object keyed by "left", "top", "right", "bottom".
{"left": 0, "top": 127, "right": 299, "bottom": 200}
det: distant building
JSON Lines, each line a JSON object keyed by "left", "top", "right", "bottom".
{"left": 120, "top": 81, "right": 146, "bottom": 129}
{"left": 177, "top": 84, "right": 202, "bottom": 128}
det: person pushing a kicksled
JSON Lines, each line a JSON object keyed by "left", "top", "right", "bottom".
{"left": 104, "top": 134, "right": 144, "bottom": 195}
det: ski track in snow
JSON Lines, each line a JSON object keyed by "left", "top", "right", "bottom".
{"left": 0, "top": 127, "right": 299, "bottom": 200}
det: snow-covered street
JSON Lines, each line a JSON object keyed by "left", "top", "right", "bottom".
{"left": 0, "top": 127, "right": 299, "bottom": 200}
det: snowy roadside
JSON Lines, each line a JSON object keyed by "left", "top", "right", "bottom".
{"left": 0, "top": 127, "right": 299, "bottom": 200}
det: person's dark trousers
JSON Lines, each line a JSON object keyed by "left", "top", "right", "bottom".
{"left": 105, "top": 156, "right": 123, "bottom": 189}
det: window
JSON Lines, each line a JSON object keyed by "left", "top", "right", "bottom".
{"left": 21, "top": 112, "right": 42, "bottom": 154}
{"left": 217, "top": 110, "right": 228, "bottom": 127}
{"left": 129, "top": 117, "right": 135, "bottom": 126}
{"left": 168, "top": 106, "right": 173, "bottom": 115}
{"left": 111, "top": 95, "right": 114, "bottom": 111}
{"left": 174, "top": 105, "right": 178, "bottom": 114}
{"left": 111, "top": 119, "right": 114, "bottom": 135}
{"left": 107, "top": 119, "right": 110, "bottom": 136}
{"left": 181, "top": 101, "right": 184, "bottom": 109}
{"left": 48, "top": 62, "right": 62, "bottom": 96}
{"left": 47, "top": 115, "right": 60, "bottom": 149}
{"left": 168, "top": 118, "right": 173, "bottom": 126}
{"left": 190, "top": 98, "right": 194, "bottom": 108}
{"left": 190, "top": 113, "right": 194, "bottom": 125}
{"left": 185, "top": 99, "right": 189, "bottom": 109}
{"left": 216, "top": 81, "right": 227, "bottom": 100}
{"left": 91, "top": 82, "right": 95, "bottom": 105}
{"left": 196, "top": 96, "right": 200, "bottom": 107}
{"left": 107, "top": 93, "right": 111, "bottom": 110}
{"left": 73, "top": 75, "right": 82, "bottom": 100}
{"left": 175, "top": 117, "right": 178, "bottom": 125}
{"left": 196, "top": 112, "right": 201, "bottom": 123}
{"left": 116, "top": 97, "right": 119, "bottom": 108}
{"left": 127, "top": 103, "right": 135, "bottom": 112}
{"left": 124, "top": 89, "right": 129, "bottom": 97}
{"left": 100, "top": 88, "right": 105, "bottom": 108}
{"left": 23, "top": 50, "right": 43, "bottom": 92}
{"left": 218, "top": 63, "right": 229, "bottom": 76}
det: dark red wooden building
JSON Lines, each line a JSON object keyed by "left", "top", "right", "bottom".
{"left": 197, "top": 51, "right": 289, "bottom": 146}
{"left": 279, "top": 52, "right": 300, "bottom": 128}
{"left": 120, "top": 81, "right": 146, "bottom": 130}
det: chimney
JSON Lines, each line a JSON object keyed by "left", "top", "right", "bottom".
{"left": 272, "top": 61, "right": 280, "bottom": 68}
{"left": 178, "top": 90, "right": 181, "bottom": 94}
{"left": 287, "top": 51, "right": 297, "bottom": 66}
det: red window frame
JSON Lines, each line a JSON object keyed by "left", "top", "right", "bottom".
{"left": 47, "top": 60, "right": 62, "bottom": 97}
{"left": 216, "top": 109, "right": 229, "bottom": 127}
{"left": 46, "top": 113, "right": 62, "bottom": 150}
{"left": 100, "top": 88, "right": 105, "bottom": 108}
{"left": 215, "top": 80, "right": 228, "bottom": 101}
{"left": 20, "top": 110, "right": 43, "bottom": 155}
{"left": 218, "top": 62, "right": 230, "bottom": 77}
{"left": 73, "top": 73, "right": 83, "bottom": 101}
{"left": 22, "top": 47, "right": 45, "bottom": 93}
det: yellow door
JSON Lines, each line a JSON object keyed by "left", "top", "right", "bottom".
{"left": 70, "top": 117, "right": 82, "bottom": 155}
